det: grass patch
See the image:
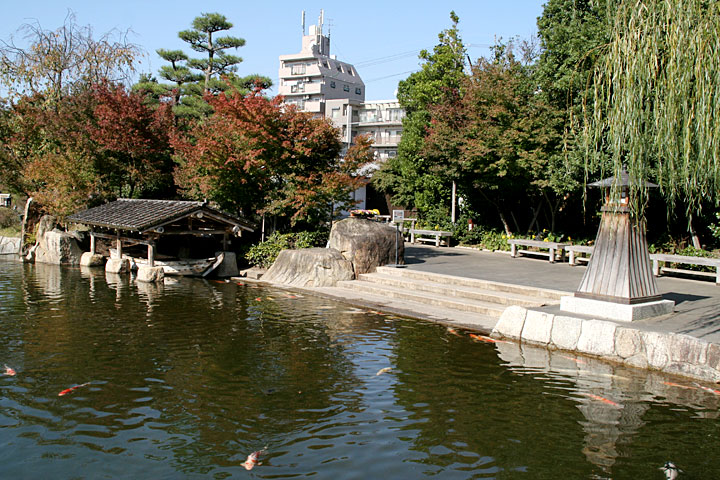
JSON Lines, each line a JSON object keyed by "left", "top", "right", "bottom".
{"left": 0, "top": 226, "right": 21, "bottom": 237}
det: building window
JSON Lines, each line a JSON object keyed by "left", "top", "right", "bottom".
{"left": 291, "top": 64, "right": 306, "bottom": 75}
{"left": 388, "top": 108, "right": 404, "bottom": 121}
{"left": 331, "top": 107, "right": 340, "bottom": 118}
{"left": 336, "top": 64, "right": 343, "bottom": 73}
{"left": 347, "top": 68, "right": 354, "bottom": 76}
{"left": 355, "top": 87, "right": 362, "bottom": 95}
{"left": 343, "top": 84, "right": 350, "bottom": 92}
{"left": 330, "top": 81, "right": 336, "bottom": 88}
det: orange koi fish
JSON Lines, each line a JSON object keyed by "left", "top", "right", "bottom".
{"left": 4, "top": 365, "right": 16, "bottom": 376}
{"left": 559, "top": 355, "right": 586, "bottom": 364}
{"left": 468, "top": 333, "right": 499, "bottom": 343}
{"left": 58, "top": 382, "right": 91, "bottom": 396}
{"left": 662, "top": 381, "right": 697, "bottom": 390}
{"left": 241, "top": 446, "right": 267, "bottom": 470}
{"left": 255, "top": 297, "right": 262, "bottom": 302}
{"left": 694, "top": 382, "right": 720, "bottom": 395}
{"left": 583, "top": 392, "right": 619, "bottom": 407}
{"left": 446, "top": 327, "right": 462, "bottom": 336}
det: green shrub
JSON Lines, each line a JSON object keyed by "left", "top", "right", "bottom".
{"left": 480, "top": 230, "right": 512, "bottom": 251}
{"left": 0, "top": 207, "right": 20, "bottom": 229}
{"left": 245, "top": 230, "right": 329, "bottom": 269}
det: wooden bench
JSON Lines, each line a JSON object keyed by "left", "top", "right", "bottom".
{"left": 566, "top": 245, "right": 594, "bottom": 266}
{"left": 650, "top": 253, "right": 720, "bottom": 284}
{"left": 409, "top": 229, "right": 452, "bottom": 247}
{"left": 507, "top": 238, "right": 567, "bottom": 263}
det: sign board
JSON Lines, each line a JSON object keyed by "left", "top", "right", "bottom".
{"left": 392, "top": 210, "right": 404, "bottom": 223}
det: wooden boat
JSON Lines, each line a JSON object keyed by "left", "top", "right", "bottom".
{"left": 110, "top": 250, "right": 225, "bottom": 277}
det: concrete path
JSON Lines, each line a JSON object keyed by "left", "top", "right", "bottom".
{"left": 404, "top": 245, "right": 720, "bottom": 344}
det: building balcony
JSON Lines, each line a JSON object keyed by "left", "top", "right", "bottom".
{"left": 279, "top": 64, "right": 322, "bottom": 79}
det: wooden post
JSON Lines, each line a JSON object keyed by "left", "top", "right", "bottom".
{"left": 116, "top": 232, "right": 122, "bottom": 259}
{"left": 90, "top": 233, "right": 96, "bottom": 255}
{"left": 451, "top": 180, "right": 456, "bottom": 224}
{"left": 223, "top": 232, "right": 228, "bottom": 251}
{"left": 18, "top": 196, "right": 32, "bottom": 257}
{"left": 148, "top": 243, "right": 155, "bottom": 267}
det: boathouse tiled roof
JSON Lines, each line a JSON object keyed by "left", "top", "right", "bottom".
{"left": 67, "top": 199, "right": 254, "bottom": 232}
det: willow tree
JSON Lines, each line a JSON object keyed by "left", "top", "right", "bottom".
{"left": 582, "top": 0, "right": 720, "bottom": 237}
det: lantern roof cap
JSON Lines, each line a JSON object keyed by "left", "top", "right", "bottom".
{"left": 589, "top": 168, "right": 658, "bottom": 188}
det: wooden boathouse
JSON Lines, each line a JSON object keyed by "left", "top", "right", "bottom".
{"left": 67, "top": 199, "right": 255, "bottom": 276}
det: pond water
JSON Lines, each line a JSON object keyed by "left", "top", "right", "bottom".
{"left": 1, "top": 260, "right": 719, "bottom": 479}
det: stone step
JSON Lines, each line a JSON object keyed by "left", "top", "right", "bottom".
{"left": 356, "top": 272, "right": 552, "bottom": 308}
{"left": 336, "top": 279, "right": 508, "bottom": 318}
{"left": 375, "top": 266, "right": 567, "bottom": 301}
{"left": 310, "top": 285, "right": 497, "bottom": 332}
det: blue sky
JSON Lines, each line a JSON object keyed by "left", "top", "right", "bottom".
{"left": 1, "top": 1, "right": 545, "bottom": 101}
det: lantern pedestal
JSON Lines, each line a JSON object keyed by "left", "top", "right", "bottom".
{"left": 560, "top": 295, "right": 674, "bottom": 322}
{"left": 560, "top": 204, "right": 674, "bottom": 322}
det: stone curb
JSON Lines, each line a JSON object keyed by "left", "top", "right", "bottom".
{"left": 492, "top": 306, "right": 720, "bottom": 383}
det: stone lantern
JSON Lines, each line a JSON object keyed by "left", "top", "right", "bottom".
{"left": 560, "top": 168, "right": 675, "bottom": 321}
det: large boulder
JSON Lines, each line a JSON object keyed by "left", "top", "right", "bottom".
{"left": 33, "top": 215, "right": 83, "bottom": 265}
{"left": 262, "top": 247, "right": 354, "bottom": 287}
{"left": 0, "top": 236, "right": 20, "bottom": 256}
{"left": 328, "top": 217, "right": 404, "bottom": 277}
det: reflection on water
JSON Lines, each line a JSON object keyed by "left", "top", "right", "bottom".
{"left": 1, "top": 259, "right": 719, "bottom": 479}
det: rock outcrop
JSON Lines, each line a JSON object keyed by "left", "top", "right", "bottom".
{"left": 262, "top": 247, "right": 354, "bottom": 287}
{"left": 0, "top": 236, "right": 20, "bottom": 256}
{"left": 328, "top": 217, "right": 404, "bottom": 277}
{"left": 33, "top": 215, "right": 83, "bottom": 265}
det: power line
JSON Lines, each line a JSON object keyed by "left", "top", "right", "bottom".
{"left": 364, "top": 70, "right": 417, "bottom": 83}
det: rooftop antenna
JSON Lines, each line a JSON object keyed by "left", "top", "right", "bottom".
{"left": 319, "top": 9, "right": 324, "bottom": 35}
{"left": 301, "top": 10, "right": 305, "bottom": 36}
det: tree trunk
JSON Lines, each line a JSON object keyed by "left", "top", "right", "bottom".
{"left": 689, "top": 213, "right": 702, "bottom": 249}
{"left": 479, "top": 190, "right": 512, "bottom": 235}
{"left": 526, "top": 201, "right": 542, "bottom": 234}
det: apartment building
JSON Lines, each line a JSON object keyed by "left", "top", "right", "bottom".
{"left": 278, "top": 11, "right": 365, "bottom": 115}
{"left": 324, "top": 98, "right": 404, "bottom": 166}
{"left": 278, "top": 12, "right": 405, "bottom": 213}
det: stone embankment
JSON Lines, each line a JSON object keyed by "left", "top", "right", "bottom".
{"left": 493, "top": 306, "right": 720, "bottom": 383}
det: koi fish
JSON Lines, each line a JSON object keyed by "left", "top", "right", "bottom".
{"left": 4, "top": 365, "right": 16, "bottom": 376}
{"left": 663, "top": 381, "right": 697, "bottom": 390}
{"left": 582, "top": 392, "right": 619, "bottom": 407}
{"left": 58, "top": 382, "right": 90, "bottom": 396}
{"left": 694, "top": 382, "right": 720, "bottom": 395}
{"left": 446, "top": 327, "right": 462, "bottom": 336}
{"left": 660, "top": 461, "right": 682, "bottom": 480}
{"left": 376, "top": 367, "right": 392, "bottom": 376}
{"left": 468, "top": 333, "right": 499, "bottom": 343}
{"left": 559, "top": 355, "right": 586, "bottom": 364}
{"left": 241, "top": 446, "right": 267, "bottom": 470}
{"left": 255, "top": 297, "right": 262, "bottom": 302}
